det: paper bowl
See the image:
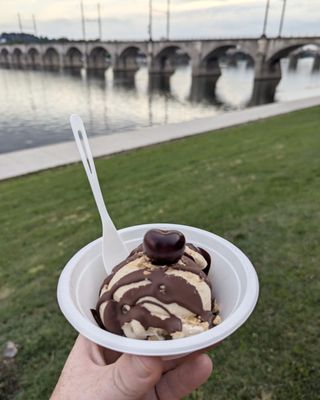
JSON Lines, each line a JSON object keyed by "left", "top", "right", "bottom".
{"left": 57, "top": 223, "right": 259, "bottom": 356}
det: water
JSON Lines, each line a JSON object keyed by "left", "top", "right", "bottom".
{"left": 0, "top": 57, "right": 319, "bottom": 154}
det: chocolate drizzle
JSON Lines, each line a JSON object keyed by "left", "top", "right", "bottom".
{"left": 185, "top": 243, "right": 212, "bottom": 275}
{"left": 98, "top": 264, "right": 209, "bottom": 330}
{"left": 96, "top": 241, "right": 217, "bottom": 338}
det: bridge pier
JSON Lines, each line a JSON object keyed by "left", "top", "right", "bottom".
{"left": 43, "top": 48, "right": 61, "bottom": 70}
{"left": 288, "top": 54, "right": 299, "bottom": 70}
{"left": 0, "top": 49, "right": 10, "bottom": 68}
{"left": 87, "top": 46, "right": 110, "bottom": 72}
{"left": 113, "top": 70, "right": 137, "bottom": 84}
{"left": 191, "top": 67, "right": 221, "bottom": 81}
{"left": 250, "top": 48, "right": 282, "bottom": 105}
{"left": 26, "top": 49, "right": 42, "bottom": 69}
{"left": 148, "top": 57, "right": 175, "bottom": 76}
{"left": 11, "top": 48, "right": 26, "bottom": 69}
{"left": 113, "top": 54, "right": 139, "bottom": 75}
{"left": 87, "top": 59, "right": 108, "bottom": 71}
{"left": 189, "top": 56, "right": 222, "bottom": 104}
{"left": 64, "top": 48, "right": 84, "bottom": 70}
{"left": 191, "top": 59, "right": 221, "bottom": 78}
{"left": 0, "top": 60, "right": 10, "bottom": 68}
{"left": 189, "top": 76, "right": 220, "bottom": 104}
{"left": 312, "top": 54, "right": 320, "bottom": 72}
{"left": 250, "top": 79, "right": 281, "bottom": 106}
{"left": 148, "top": 42, "right": 177, "bottom": 76}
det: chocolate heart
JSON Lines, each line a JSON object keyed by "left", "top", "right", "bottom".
{"left": 143, "top": 229, "right": 186, "bottom": 265}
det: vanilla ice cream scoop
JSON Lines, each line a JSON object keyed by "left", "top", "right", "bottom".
{"left": 95, "top": 229, "right": 220, "bottom": 340}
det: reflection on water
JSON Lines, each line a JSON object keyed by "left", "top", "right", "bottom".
{"left": 0, "top": 58, "right": 319, "bottom": 154}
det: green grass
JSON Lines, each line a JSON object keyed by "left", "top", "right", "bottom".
{"left": 1, "top": 107, "right": 320, "bottom": 399}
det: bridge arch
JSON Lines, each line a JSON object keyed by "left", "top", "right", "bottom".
{"left": 249, "top": 42, "right": 315, "bottom": 107}
{"left": 225, "top": 49, "right": 255, "bottom": 67}
{"left": 43, "top": 47, "right": 60, "bottom": 69}
{"left": 0, "top": 48, "right": 10, "bottom": 66}
{"left": 114, "top": 46, "right": 147, "bottom": 73}
{"left": 26, "top": 47, "right": 41, "bottom": 68}
{"left": 312, "top": 51, "right": 320, "bottom": 72}
{"left": 202, "top": 44, "right": 237, "bottom": 60}
{"left": 12, "top": 48, "right": 24, "bottom": 68}
{"left": 200, "top": 45, "right": 234, "bottom": 76}
{"left": 88, "top": 46, "right": 111, "bottom": 70}
{"left": 268, "top": 44, "right": 308, "bottom": 69}
{"left": 198, "top": 44, "right": 255, "bottom": 76}
{"left": 285, "top": 45, "right": 320, "bottom": 71}
{"left": 152, "top": 45, "right": 191, "bottom": 75}
{"left": 267, "top": 42, "right": 320, "bottom": 64}
{"left": 64, "top": 46, "right": 83, "bottom": 69}
{"left": 267, "top": 42, "right": 320, "bottom": 70}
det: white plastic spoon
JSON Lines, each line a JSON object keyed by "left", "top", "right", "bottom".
{"left": 70, "top": 114, "right": 129, "bottom": 274}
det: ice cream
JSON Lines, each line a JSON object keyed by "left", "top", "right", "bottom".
{"left": 95, "top": 229, "right": 220, "bottom": 340}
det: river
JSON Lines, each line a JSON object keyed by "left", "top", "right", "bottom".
{"left": 0, "top": 57, "right": 319, "bottom": 154}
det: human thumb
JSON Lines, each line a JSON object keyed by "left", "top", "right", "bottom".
{"left": 107, "top": 353, "right": 163, "bottom": 399}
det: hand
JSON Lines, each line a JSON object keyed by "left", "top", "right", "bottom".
{"left": 51, "top": 335, "right": 213, "bottom": 400}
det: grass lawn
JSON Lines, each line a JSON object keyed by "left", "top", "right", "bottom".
{"left": 1, "top": 106, "right": 320, "bottom": 399}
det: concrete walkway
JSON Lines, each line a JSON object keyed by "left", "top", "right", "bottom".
{"left": 1, "top": 96, "right": 319, "bottom": 181}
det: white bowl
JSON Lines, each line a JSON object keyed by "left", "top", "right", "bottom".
{"left": 57, "top": 223, "right": 259, "bottom": 356}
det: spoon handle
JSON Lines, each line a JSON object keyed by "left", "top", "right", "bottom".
{"left": 70, "top": 114, "right": 129, "bottom": 270}
{"left": 70, "top": 114, "right": 109, "bottom": 221}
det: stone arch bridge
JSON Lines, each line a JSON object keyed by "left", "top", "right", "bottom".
{"left": 1, "top": 37, "right": 320, "bottom": 103}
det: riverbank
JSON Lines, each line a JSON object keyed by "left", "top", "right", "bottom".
{"left": 1, "top": 95, "right": 320, "bottom": 181}
{"left": 0, "top": 106, "right": 319, "bottom": 399}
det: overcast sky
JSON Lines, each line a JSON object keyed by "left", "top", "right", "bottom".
{"left": 0, "top": 0, "right": 319, "bottom": 40}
